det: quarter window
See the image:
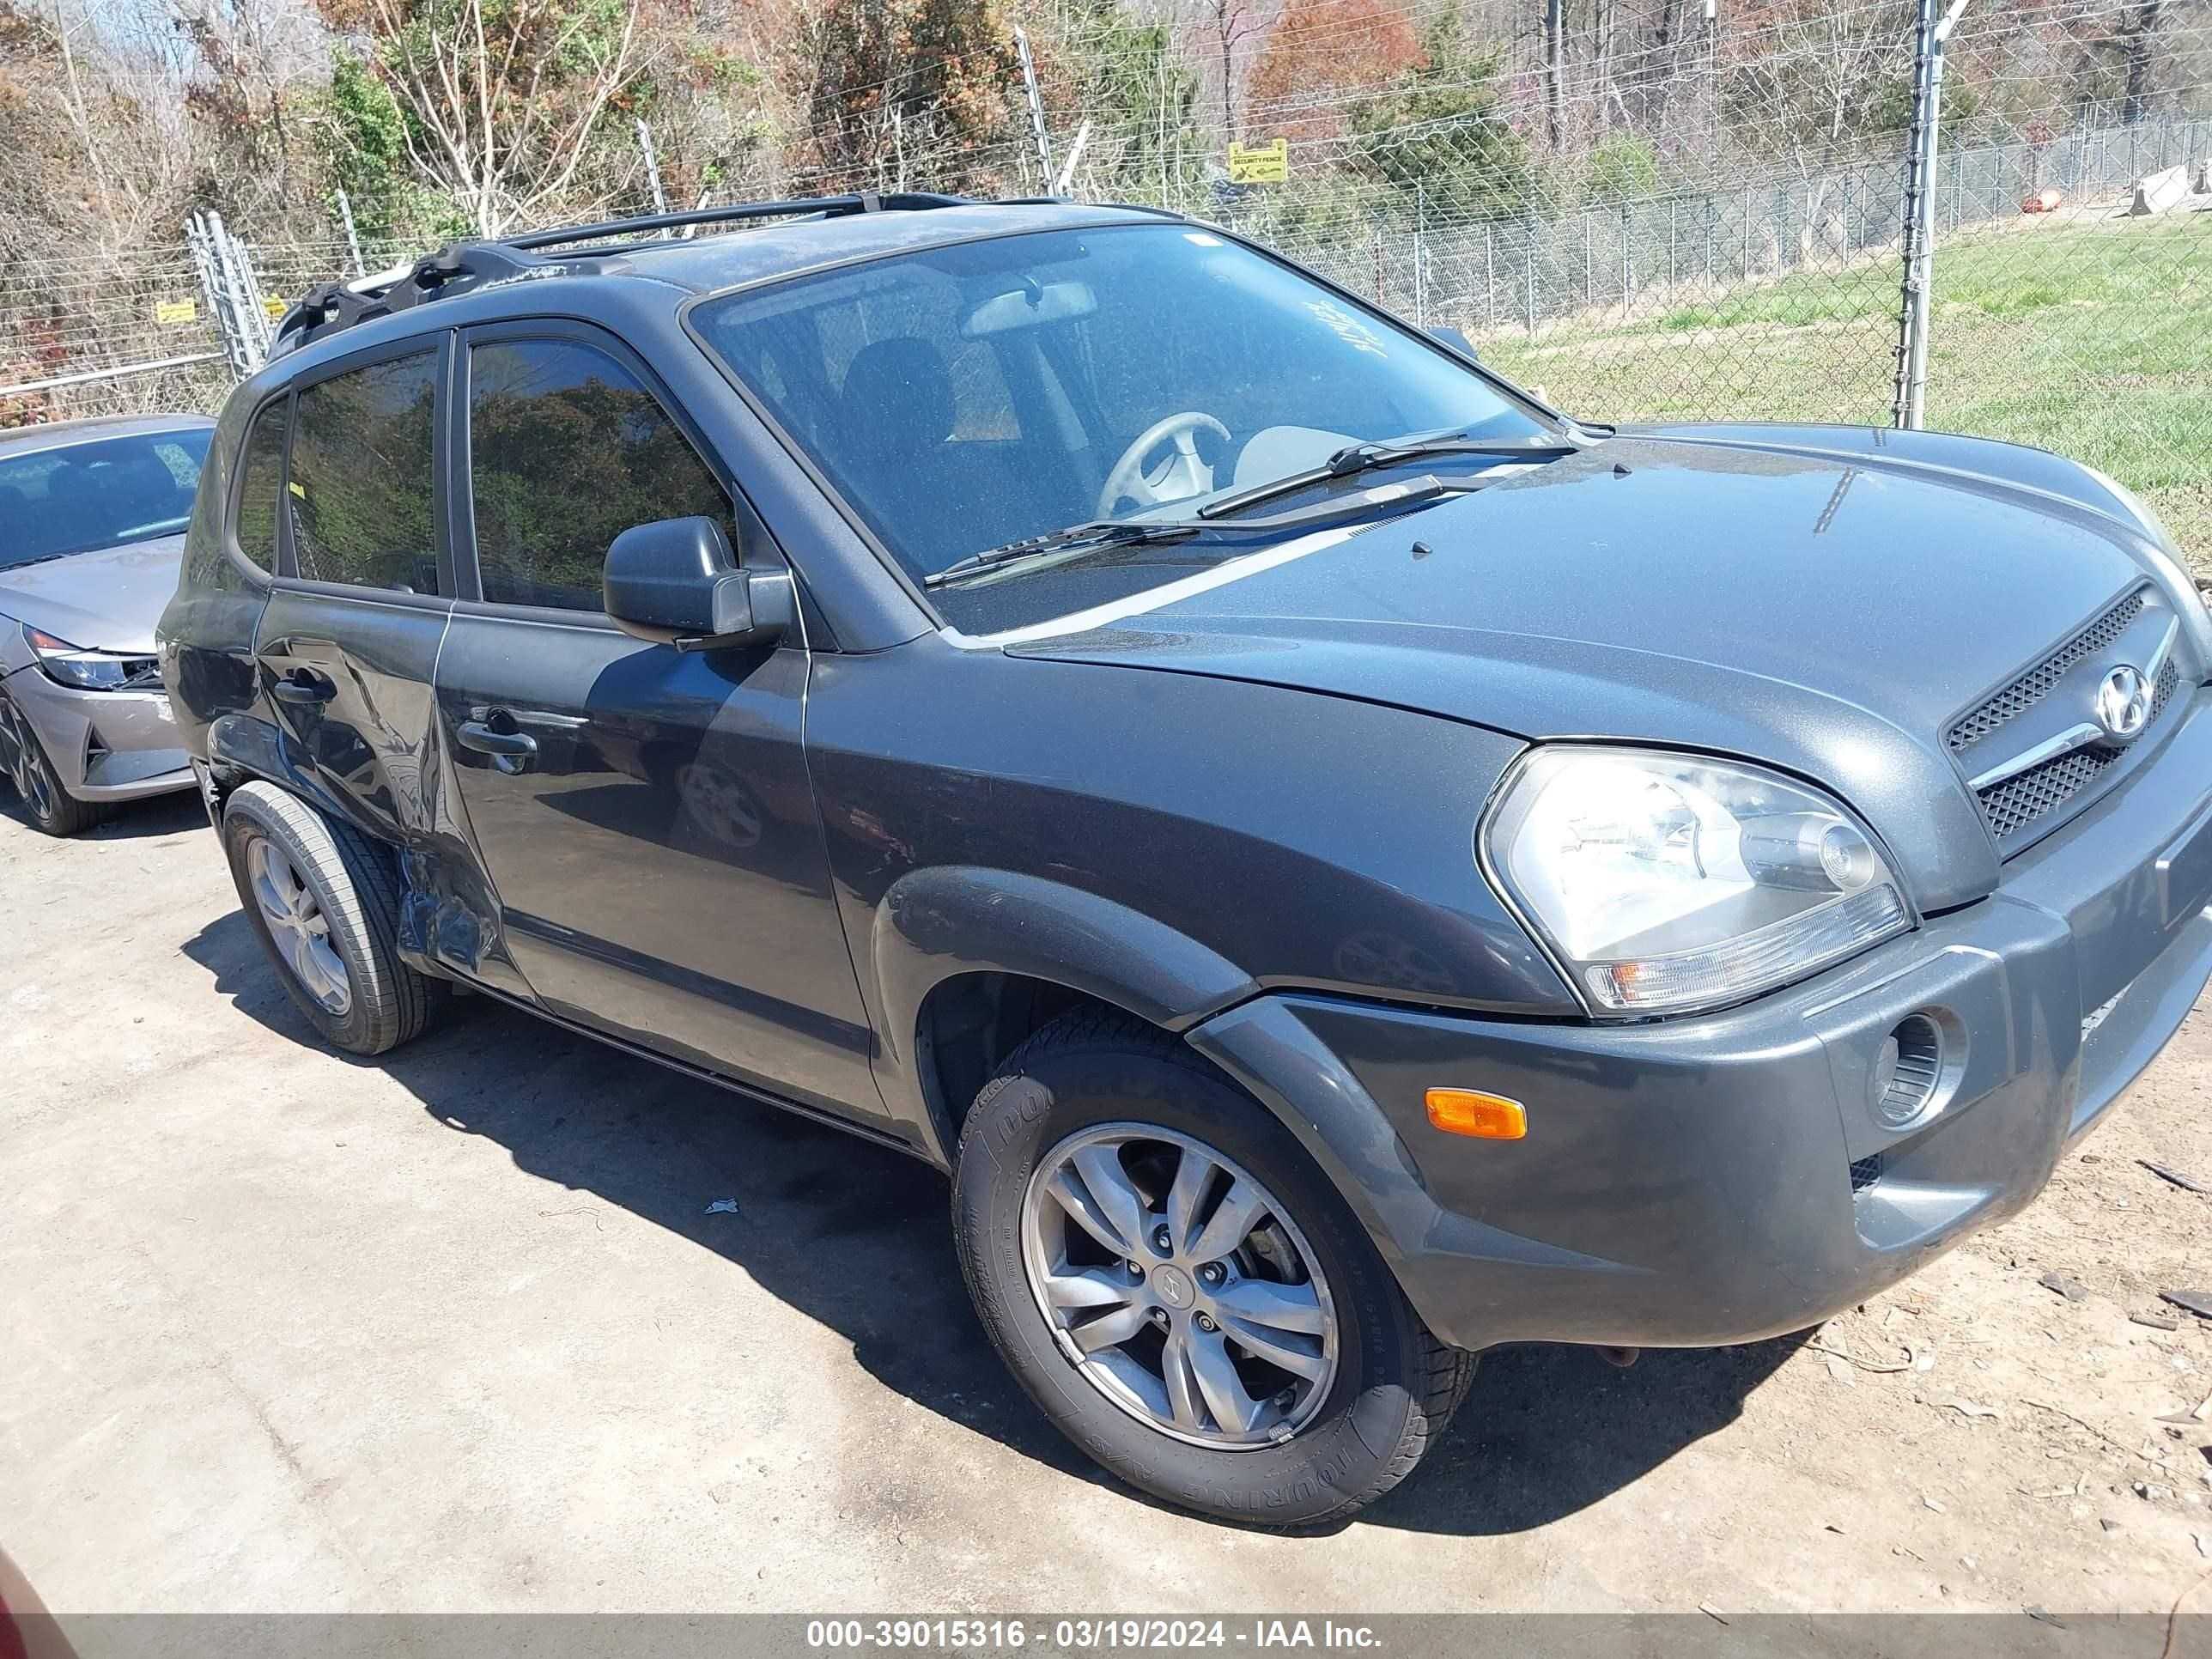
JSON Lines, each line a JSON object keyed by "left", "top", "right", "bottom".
{"left": 467, "top": 337, "right": 733, "bottom": 612}
{"left": 288, "top": 351, "right": 441, "bottom": 594}
{"left": 234, "top": 398, "right": 289, "bottom": 569}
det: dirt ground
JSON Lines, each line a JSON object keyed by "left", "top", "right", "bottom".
{"left": 3, "top": 788, "right": 2210, "bottom": 1618}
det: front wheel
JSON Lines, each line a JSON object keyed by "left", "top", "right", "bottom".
{"left": 954, "top": 1010, "right": 1474, "bottom": 1527}
{"left": 0, "top": 688, "right": 99, "bottom": 836}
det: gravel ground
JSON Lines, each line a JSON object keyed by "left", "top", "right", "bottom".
{"left": 3, "top": 789, "right": 2210, "bottom": 1617}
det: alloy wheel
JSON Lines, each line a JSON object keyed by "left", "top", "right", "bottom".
{"left": 0, "top": 696, "right": 57, "bottom": 823}
{"left": 246, "top": 835, "right": 353, "bottom": 1015}
{"left": 1020, "top": 1123, "right": 1340, "bottom": 1449}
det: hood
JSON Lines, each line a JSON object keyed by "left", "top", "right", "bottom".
{"left": 1006, "top": 435, "right": 2167, "bottom": 910}
{"left": 0, "top": 534, "right": 185, "bottom": 656}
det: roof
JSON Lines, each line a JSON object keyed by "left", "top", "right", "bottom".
{"left": 0, "top": 412, "right": 215, "bottom": 459}
{"left": 270, "top": 198, "right": 1183, "bottom": 358}
{"left": 604, "top": 200, "right": 1172, "bottom": 295}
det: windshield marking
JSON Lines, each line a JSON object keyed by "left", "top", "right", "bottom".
{"left": 955, "top": 523, "right": 1368, "bottom": 647}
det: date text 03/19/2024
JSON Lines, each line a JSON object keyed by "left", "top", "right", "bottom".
{"left": 804, "top": 1620, "right": 1384, "bottom": 1650}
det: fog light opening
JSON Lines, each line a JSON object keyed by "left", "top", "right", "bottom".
{"left": 1872, "top": 1012, "right": 1946, "bottom": 1128}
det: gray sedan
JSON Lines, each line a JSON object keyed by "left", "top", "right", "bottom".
{"left": 0, "top": 414, "right": 211, "bottom": 835}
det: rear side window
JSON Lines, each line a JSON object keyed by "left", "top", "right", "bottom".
{"left": 234, "top": 399, "right": 289, "bottom": 569}
{"left": 288, "top": 351, "right": 441, "bottom": 594}
{"left": 467, "top": 337, "right": 732, "bottom": 612}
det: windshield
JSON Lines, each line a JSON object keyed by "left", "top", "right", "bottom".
{"left": 0, "top": 428, "right": 211, "bottom": 571}
{"left": 690, "top": 223, "right": 1553, "bottom": 633}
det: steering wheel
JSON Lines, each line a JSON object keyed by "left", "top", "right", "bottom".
{"left": 1097, "top": 412, "right": 1231, "bottom": 519}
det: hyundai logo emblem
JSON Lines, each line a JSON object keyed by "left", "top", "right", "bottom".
{"left": 2094, "top": 664, "right": 2152, "bottom": 743}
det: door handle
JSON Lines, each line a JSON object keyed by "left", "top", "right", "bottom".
{"left": 456, "top": 720, "right": 538, "bottom": 762}
{"left": 272, "top": 672, "right": 336, "bottom": 706}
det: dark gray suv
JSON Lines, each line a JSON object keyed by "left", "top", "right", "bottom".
{"left": 159, "top": 194, "right": 2212, "bottom": 1527}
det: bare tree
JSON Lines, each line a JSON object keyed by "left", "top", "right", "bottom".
{"left": 355, "top": 0, "right": 650, "bottom": 237}
{"left": 1200, "top": 0, "right": 1263, "bottom": 139}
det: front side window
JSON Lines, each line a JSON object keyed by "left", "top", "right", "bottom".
{"left": 288, "top": 351, "right": 441, "bottom": 594}
{"left": 0, "top": 428, "right": 212, "bottom": 570}
{"left": 690, "top": 223, "right": 1552, "bottom": 632}
{"left": 466, "top": 337, "right": 733, "bottom": 611}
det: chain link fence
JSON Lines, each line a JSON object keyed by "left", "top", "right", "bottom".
{"left": 4, "top": 0, "right": 2206, "bottom": 562}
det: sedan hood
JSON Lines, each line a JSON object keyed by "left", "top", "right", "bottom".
{"left": 0, "top": 535, "right": 185, "bottom": 655}
{"left": 1006, "top": 434, "right": 2166, "bottom": 909}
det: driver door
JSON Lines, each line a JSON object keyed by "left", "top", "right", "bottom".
{"left": 431, "top": 320, "right": 883, "bottom": 1126}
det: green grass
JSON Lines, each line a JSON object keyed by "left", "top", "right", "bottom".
{"left": 1463, "top": 212, "right": 2212, "bottom": 570}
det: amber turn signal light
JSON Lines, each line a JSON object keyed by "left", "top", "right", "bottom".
{"left": 1425, "top": 1088, "right": 1527, "bottom": 1140}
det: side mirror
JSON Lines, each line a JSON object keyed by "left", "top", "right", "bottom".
{"left": 603, "top": 516, "right": 793, "bottom": 650}
{"left": 1428, "top": 325, "right": 1480, "bottom": 362}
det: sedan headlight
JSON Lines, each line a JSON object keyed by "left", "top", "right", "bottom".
{"left": 23, "top": 626, "right": 152, "bottom": 691}
{"left": 1483, "top": 747, "right": 1911, "bottom": 1017}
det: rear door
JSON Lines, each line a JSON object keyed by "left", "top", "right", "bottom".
{"left": 430, "top": 320, "right": 883, "bottom": 1126}
{"left": 256, "top": 336, "right": 454, "bottom": 847}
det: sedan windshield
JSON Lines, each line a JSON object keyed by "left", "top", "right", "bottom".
{"left": 0, "top": 428, "right": 212, "bottom": 570}
{"left": 690, "top": 223, "right": 1554, "bottom": 634}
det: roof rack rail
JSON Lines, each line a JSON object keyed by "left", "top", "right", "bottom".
{"left": 505, "top": 190, "right": 975, "bottom": 252}
{"left": 267, "top": 191, "right": 1048, "bottom": 359}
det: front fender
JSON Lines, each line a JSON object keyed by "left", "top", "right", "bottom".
{"left": 870, "top": 865, "right": 1261, "bottom": 1158}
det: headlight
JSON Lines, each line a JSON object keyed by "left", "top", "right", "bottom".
{"left": 2082, "top": 465, "right": 2212, "bottom": 678}
{"left": 1482, "top": 747, "right": 1911, "bottom": 1017}
{"left": 23, "top": 626, "right": 148, "bottom": 691}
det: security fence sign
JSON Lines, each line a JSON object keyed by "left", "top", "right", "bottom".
{"left": 1227, "top": 138, "right": 1289, "bottom": 185}
{"left": 154, "top": 299, "right": 198, "bottom": 325}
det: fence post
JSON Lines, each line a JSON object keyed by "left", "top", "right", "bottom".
{"left": 1485, "top": 224, "right": 1497, "bottom": 330}
{"left": 1620, "top": 205, "right": 1633, "bottom": 307}
{"left": 1893, "top": 0, "right": 1972, "bottom": 428}
{"left": 185, "top": 215, "right": 247, "bottom": 380}
{"left": 635, "top": 118, "right": 669, "bottom": 216}
{"left": 1523, "top": 236, "right": 1536, "bottom": 334}
{"left": 1014, "top": 28, "right": 1054, "bottom": 185}
{"left": 1413, "top": 183, "right": 1427, "bottom": 325}
{"left": 205, "top": 211, "right": 268, "bottom": 367}
{"left": 334, "top": 188, "right": 365, "bottom": 277}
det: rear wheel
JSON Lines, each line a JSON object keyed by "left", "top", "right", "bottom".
{"left": 0, "top": 688, "right": 99, "bottom": 836}
{"left": 221, "top": 781, "right": 441, "bottom": 1055}
{"left": 954, "top": 1009, "right": 1474, "bottom": 1527}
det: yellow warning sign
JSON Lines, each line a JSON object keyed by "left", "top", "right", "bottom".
{"left": 155, "top": 299, "right": 198, "bottom": 325}
{"left": 264, "top": 297, "right": 289, "bottom": 319}
{"left": 1227, "top": 137, "right": 1289, "bottom": 185}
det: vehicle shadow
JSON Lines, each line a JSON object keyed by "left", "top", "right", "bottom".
{"left": 0, "top": 787, "right": 204, "bottom": 841}
{"left": 179, "top": 904, "right": 1802, "bottom": 1538}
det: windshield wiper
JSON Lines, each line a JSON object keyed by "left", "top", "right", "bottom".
{"left": 923, "top": 519, "right": 1201, "bottom": 590}
{"left": 1197, "top": 434, "right": 1589, "bottom": 522}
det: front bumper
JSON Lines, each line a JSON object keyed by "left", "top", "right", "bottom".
{"left": 1190, "top": 688, "right": 2212, "bottom": 1352}
{"left": 1, "top": 665, "right": 193, "bottom": 802}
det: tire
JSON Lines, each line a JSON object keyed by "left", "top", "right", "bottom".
{"left": 221, "top": 781, "right": 441, "bottom": 1056}
{"left": 0, "top": 686, "right": 100, "bottom": 836}
{"left": 954, "top": 1008, "right": 1474, "bottom": 1528}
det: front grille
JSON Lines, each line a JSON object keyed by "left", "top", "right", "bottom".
{"left": 1946, "top": 589, "right": 2144, "bottom": 754}
{"left": 1974, "top": 655, "right": 2180, "bottom": 842}
{"left": 1849, "top": 1154, "right": 1884, "bottom": 1193}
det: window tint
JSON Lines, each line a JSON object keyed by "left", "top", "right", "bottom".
{"left": 234, "top": 399, "right": 289, "bottom": 569}
{"left": 468, "top": 337, "right": 733, "bottom": 611}
{"left": 288, "top": 351, "right": 441, "bottom": 593}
